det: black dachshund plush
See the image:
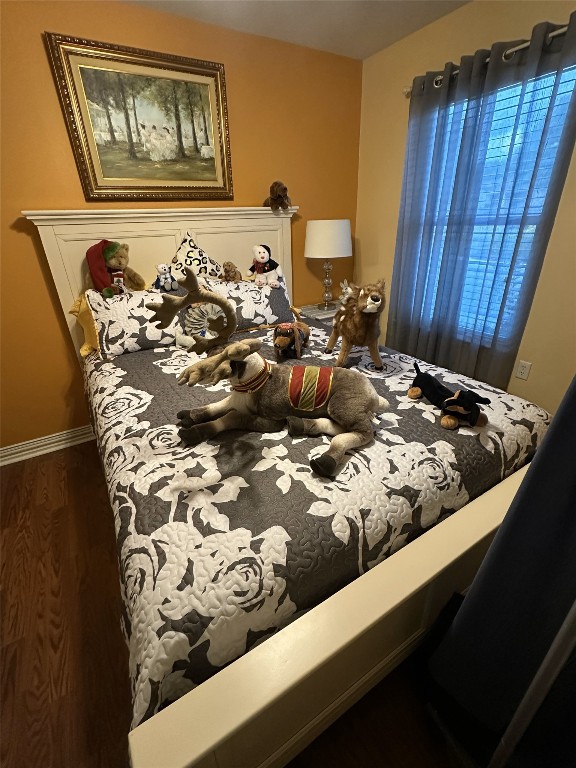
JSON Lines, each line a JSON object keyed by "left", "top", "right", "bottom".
{"left": 408, "top": 363, "right": 490, "bottom": 430}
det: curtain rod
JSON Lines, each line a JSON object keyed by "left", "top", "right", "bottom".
{"left": 403, "top": 24, "right": 569, "bottom": 98}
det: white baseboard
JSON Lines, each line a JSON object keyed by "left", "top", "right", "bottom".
{"left": 0, "top": 425, "right": 95, "bottom": 467}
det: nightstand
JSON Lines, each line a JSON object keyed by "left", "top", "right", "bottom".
{"left": 298, "top": 304, "right": 339, "bottom": 321}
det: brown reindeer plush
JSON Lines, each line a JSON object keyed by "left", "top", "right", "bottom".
{"left": 174, "top": 340, "right": 389, "bottom": 478}
{"left": 326, "top": 280, "right": 386, "bottom": 369}
{"left": 272, "top": 321, "right": 311, "bottom": 361}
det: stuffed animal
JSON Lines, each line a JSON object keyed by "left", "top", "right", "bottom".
{"left": 339, "top": 279, "right": 355, "bottom": 304}
{"left": 263, "top": 180, "right": 291, "bottom": 211}
{"left": 174, "top": 339, "right": 389, "bottom": 478}
{"left": 147, "top": 274, "right": 389, "bottom": 478}
{"left": 326, "top": 280, "right": 386, "bottom": 369}
{"left": 273, "top": 321, "right": 311, "bottom": 361}
{"left": 246, "top": 244, "right": 282, "bottom": 288}
{"left": 147, "top": 268, "right": 237, "bottom": 355}
{"left": 153, "top": 263, "right": 179, "bottom": 292}
{"left": 408, "top": 363, "right": 491, "bottom": 429}
{"left": 85, "top": 240, "right": 146, "bottom": 299}
{"left": 219, "top": 261, "right": 242, "bottom": 283}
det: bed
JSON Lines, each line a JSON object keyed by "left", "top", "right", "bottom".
{"left": 24, "top": 207, "right": 551, "bottom": 768}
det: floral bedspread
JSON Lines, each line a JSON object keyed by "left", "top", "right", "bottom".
{"left": 83, "top": 321, "right": 550, "bottom": 727}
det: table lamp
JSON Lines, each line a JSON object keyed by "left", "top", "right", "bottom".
{"left": 304, "top": 219, "right": 352, "bottom": 310}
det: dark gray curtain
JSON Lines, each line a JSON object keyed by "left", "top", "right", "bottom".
{"left": 386, "top": 13, "right": 576, "bottom": 389}
{"left": 426, "top": 376, "right": 576, "bottom": 766}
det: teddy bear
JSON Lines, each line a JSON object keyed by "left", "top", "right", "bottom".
{"left": 85, "top": 240, "right": 146, "bottom": 299}
{"left": 153, "top": 263, "right": 179, "bottom": 292}
{"left": 246, "top": 244, "right": 282, "bottom": 288}
{"left": 263, "top": 180, "right": 291, "bottom": 211}
{"left": 219, "top": 261, "right": 242, "bottom": 283}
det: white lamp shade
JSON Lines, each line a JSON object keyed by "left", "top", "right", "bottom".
{"left": 304, "top": 219, "right": 352, "bottom": 260}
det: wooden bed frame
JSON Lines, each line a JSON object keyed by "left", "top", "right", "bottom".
{"left": 24, "top": 207, "right": 528, "bottom": 768}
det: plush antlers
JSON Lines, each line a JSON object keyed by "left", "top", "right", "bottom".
{"left": 177, "top": 339, "right": 263, "bottom": 387}
{"left": 146, "top": 267, "right": 237, "bottom": 355}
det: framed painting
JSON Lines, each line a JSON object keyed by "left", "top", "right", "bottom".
{"left": 44, "top": 33, "right": 233, "bottom": 201}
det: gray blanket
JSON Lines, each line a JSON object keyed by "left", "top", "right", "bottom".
{"left": 83, "top": 320, "right": 550, "bottom": 727}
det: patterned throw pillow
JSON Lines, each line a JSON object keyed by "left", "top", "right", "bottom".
{"left": 197, "top": 277, "right": 296, "bottom": 331}
{"left": 84, "top": 289, "right": 182, "bottom": 358}
{"left": 172, "top": 232, "right": 223, "bottom": 279}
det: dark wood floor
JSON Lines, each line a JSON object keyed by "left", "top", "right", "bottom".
{"left": 1, "top": 442, "right": 452, "bottom": 768}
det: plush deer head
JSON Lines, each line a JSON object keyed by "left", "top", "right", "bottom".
{"left": 177, "top": 339, "right": 263, "bottom": 387}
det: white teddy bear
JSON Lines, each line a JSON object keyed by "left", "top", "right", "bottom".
{"left": 246, "top": 244, "right": 282, "bottom": 288}
{"left": 154, "top": 263, "right": 179, "bottom": 292}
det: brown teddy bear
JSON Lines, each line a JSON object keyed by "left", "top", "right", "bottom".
{"left": 85, "top": 240, "right": 146, "bottom": 298}
{"left": 263, "top": 180, "right": 291, "bottom": 211}
{"left": 219, "top": 261, "right": 242, "bottom": 283}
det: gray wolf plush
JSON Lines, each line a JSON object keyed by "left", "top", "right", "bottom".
{"left": 176, "top": 340, "right": 389, "bottom": 478}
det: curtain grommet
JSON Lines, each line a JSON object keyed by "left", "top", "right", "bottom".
{"left": 433, "top": 75, "right": 443, "bottom": 88}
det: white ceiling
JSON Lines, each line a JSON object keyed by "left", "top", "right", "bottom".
{"left": 130, "top": 0, "right": 470, "bottom": 60}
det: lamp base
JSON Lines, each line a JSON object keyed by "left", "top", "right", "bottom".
{"left": 317, "top": 301, "right": 338, "bottom": 311}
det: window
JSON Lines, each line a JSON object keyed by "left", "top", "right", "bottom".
{"left": 421, "top": 65, "right": 576, "bottom": 345}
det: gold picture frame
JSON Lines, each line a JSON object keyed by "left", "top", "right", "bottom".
{"left": 44, "top": 32, "right": 233, "bottom": 201}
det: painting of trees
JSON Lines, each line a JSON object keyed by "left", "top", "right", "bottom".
{"left": 45, "top": 32, "right": 232, "bottom": 199}
{"left": 81, "top": 67, "right": 215, "bottom": 167}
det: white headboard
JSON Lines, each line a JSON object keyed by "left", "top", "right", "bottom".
{"left": 24, "top": 206, "right": 297, "bottom": 354}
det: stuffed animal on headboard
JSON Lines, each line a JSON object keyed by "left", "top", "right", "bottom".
{"left": 85, "top": 240, "right": 146, "bottom": 298}
{"left": 246, "top": 244, "right": 282, "bottom": 288}
{"left": 408, "top": 363, "right": 491, "bottom": 429}
{"left": 263, "top": 180, "right": 291, "bottom": 211}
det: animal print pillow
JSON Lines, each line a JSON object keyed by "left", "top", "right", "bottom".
{"left": 172, "top": 232, "right": 223, "bottom": 280}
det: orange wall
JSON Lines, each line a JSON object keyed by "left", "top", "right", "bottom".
{"left": 0, "top": 1, "right": 362, "bottom": 448}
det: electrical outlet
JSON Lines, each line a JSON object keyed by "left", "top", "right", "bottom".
{"left": 515, "top": 360, "right": 532, "bottom": 380}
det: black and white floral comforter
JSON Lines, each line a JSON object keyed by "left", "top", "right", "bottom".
{"left": 83, "top": 321, "right": 551, "bottom": 727}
